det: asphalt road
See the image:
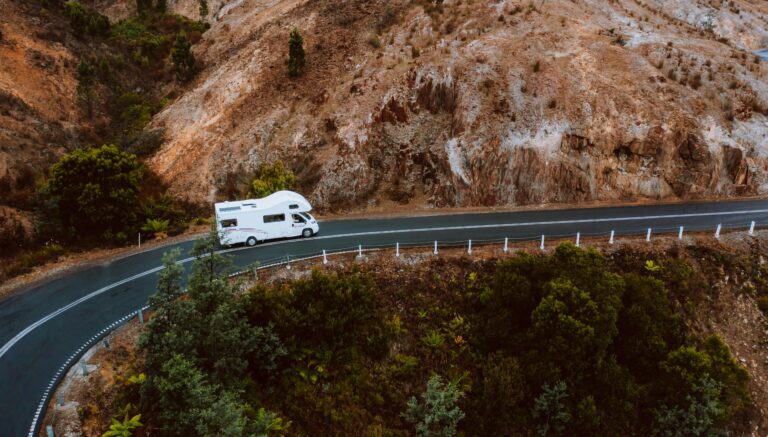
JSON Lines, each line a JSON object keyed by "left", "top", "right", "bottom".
{"left": 2, "top": 199, "right": 768, "bottom": 436}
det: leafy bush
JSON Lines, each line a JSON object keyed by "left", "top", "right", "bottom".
{"left": 250, "top": 161, "right": 295, "bottom": 198}
{"left": 403, "top": 374, "right": 465, "bottom": 437}
{"left": 40, "top": 145, "right": 144, "bottom": 242}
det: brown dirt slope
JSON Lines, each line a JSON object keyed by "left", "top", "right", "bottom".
{"left": 148, "top": 0, "right": 768, "bottom": 211}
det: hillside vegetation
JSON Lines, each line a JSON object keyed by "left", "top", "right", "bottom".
{"left": 71, "top": 235, "right": 768, "bottom": 436}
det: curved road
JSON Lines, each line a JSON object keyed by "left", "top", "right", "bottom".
{"left": 2, "top": 199, "right": 768, "bottom": 436}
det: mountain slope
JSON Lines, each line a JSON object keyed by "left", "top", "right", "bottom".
{"left": 148, "top": 0, "right": 768, "bottom": 210}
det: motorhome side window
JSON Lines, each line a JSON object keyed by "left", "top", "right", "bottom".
{"left": 220, "top": 219, "right": 237, "bottom": 228}
{"left": 263, "top": 214, "right": 285, "bottom": 223}
{"left": 289, "top": 204, "right": 299, "bottom": 209}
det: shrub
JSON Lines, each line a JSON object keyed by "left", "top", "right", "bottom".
{"left": 532, "top": 382, "right": 571, "bottom": 437}
{"left": 403, "top": 374, "right": 465, "bottom": 437}
{"left": 757, "top": 296, "right": 768, "bottom": 316}
{"left": 250, "top": 161, "right": 295, "bottom": 198}
{"left": 287, "top": 27, "right": 305, "bottom": 77}
{"left": 64, "top": 1, "right": 110, "bottom": 37}
{"left": 171, "top": 31, "right": 196, "bottom": 82}
{"left": 4, "top": 242, "right": 65, "bottom": 277}
{"left": 40, "top": 145, "right": 144, "bottom": 242}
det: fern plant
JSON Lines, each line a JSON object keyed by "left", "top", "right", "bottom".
{"left": 102, "top": 412, "right": 142, "bottom": 437}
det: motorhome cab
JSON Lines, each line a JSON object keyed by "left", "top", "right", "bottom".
{"left": 215, "top": 191, "right": 320, "bottom": 246}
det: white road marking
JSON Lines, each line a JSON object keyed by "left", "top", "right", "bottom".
{"left": 3, "top": 207, "right": 767, "bottom": 361}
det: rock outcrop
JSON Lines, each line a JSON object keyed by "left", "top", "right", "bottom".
{"left": 146, "top": 0, "right": 768, "bottom": 210}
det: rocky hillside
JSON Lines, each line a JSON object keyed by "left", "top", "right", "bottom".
{"left": 2, "top": 0, "right": 768, "bottom": 216}
{"left": 144, "top": 0, "right": 768, "bottom": 210}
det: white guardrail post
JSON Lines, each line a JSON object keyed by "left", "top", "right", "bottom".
{"left": 396, "top": 242, "right": 400, "bottom": 257}
{"left": 678, "top": 226, "right": 684, "bottom": 240}
{"left": 358, "top": 245, "right": 362, "bottom": 257}
{"left": 646, "top": 228, "right": 652, "bottom": 242}
{"left": 575, "top": 232, "right": 580, "bottom": 247}
{"left": 434, "top": 241, "right": 438, "bottom": 255}
{"left": 609, "top": 230, "right": 614, "bottom": 245}
{"left": 468, "top": 239, "right": 472, "bottom": 255}
{"left": 715, "top": 224, "right": 721, "bottom": 239}
{"left": 323, "top": 250, "right": 327, "bottom": 264}
{"left": 749, "top": 221, "right": 755, "bottom": 236}
{"left": 540, "top": 235, "right": 545, "bottom": 250}
{"left": 503, "top": 237, "right": 509, "bottom": 252}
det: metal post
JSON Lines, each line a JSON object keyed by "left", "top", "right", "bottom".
{"left": 575, "top": 232, "right": 580, "bottom": 247}
{"left": 678, "top": 226, "right": 684, "bottom": 240}
{"left": 434, "top": 241, "right": 438, "bottom": 255}
{"left": 138, "top": 232, "right": 141, "bottom": 247}
{"left": 358, "top": 245, "right": 362, "bottom": 257}
{"left": 80, "top": 359, "right": 88, "bottom": 377}
{"left": 137, "top": 308, "right": 144, "bottom": 326}
{"left": 47, "top": 425, "right": 54, "bottom": 437}
{"left": 503, "top": 237, "right": 509, "bottom": 252}
{"left": 468, "top": 239, "right": 472, "bottom": 255}
{"left": 646, "top": 228, "right": 652, "bottom": 242}
{"left": 102, "top": 338, "right": 110, "bottom": 350}
{"left": 396, "top": 242, "right": 400, "bottom": 257}
{"left": 749, "top": 221, "right": 755, "bottom": 236}
{"left": 609, "top": 230, "right": 614, "bottom": 244}
{"left": 323, "top": 249, "right": 328, "bottom": 264}
{"left": 540, "top": 235, "right": 545, "bottom": 250}
{"left": 715, "top": 224, "right": 721, "bottom": 239}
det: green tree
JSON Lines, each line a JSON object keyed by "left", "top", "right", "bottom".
{"left": 403, "top": 374, "right": 465, "bottom": 437}
{"left": 612, "top": 274, "right": 685, "bottom": 380}
{"left": 532, "top": 381, "right": 571, "bottom": 437}
{"left": 171, "top": 31, "right": 197, "bottom": 82}
{"left": 286, "top": 27, "right": 305, "bottom": 77}
{"left": 41, "top": 145, "right": 144, "bottom": 241}
{"left": 152, "top": 353, "right": 218, "bottom": 434}
{"left": 199, "top": 0, "right": 209, "bottom": 18}
{"left": 466, "top": 352, "right": 525, "bottom": 433}
{"left": 250, "top": 161, "right": 296, "bottom": 198}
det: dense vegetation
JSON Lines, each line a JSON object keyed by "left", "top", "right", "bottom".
{"left": 0, "top": 1, "right": 208, "bottom": 270}
{"left": 34, "top": 145, "right": 192, "bottom": 246}
{"left": 120, "top": 238, "right": 754, "bottom": 436}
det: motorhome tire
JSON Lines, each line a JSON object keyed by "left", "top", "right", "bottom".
{"left": 246, "top": 237, "right": 258, "bottom": 246}
{"left": 302, "top": 229, "right": 313, "bottom": 238}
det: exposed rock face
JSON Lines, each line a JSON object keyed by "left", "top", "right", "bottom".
{"left": 147, "top": 0, "right": 768, "bottom": 210}
{"left": 3, "top": 0, "right": 768, "bottom": 214}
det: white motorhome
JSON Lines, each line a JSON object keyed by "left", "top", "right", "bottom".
{"left": 214, "top": 191, "right": 320, "bottom": 246}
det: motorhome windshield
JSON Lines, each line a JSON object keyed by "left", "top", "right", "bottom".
{"left": 299, "top": 212, "right": 312, "bottom": 221}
